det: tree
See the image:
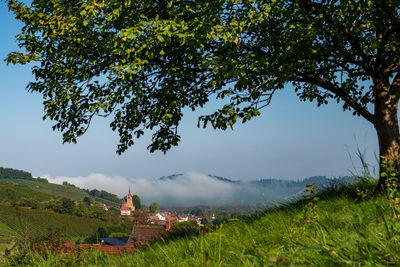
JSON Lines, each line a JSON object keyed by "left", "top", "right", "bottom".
{"left": 6, "top": 0, "right": 400, "bottom": 191}
{"left": 17, "top": 197, "right": 39, "bottom": 209}
{"left": 74, "top": 201, "right": 89, "bottom": 217}
{"left": 132, "top": 194, "right": 141, "bottom": 209}
{"left": 58, "top": 197, "right": 75, "bottom": 215}
{"left": 88, "top": 205, "right": 107, "bottom": 220}
{"left": 132, "top": 209, "right": 149, "bottom": 225}
{"left": 191, "top": 208, "right": 204, "bottom": 217}
{"left": 149, "top": 202, "right": 160, "bottom": 213}
{"left": 83, "top": 196, "right": 92, "bottom": 207}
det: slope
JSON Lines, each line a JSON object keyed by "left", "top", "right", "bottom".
{"left": 11, "top": 179, "right": 400, "bottom": 266}
{"left": 0, "top": 222, "right": 14, "bottom": 252}
{"left": 0, "top": 205, "right": 107, "bottom": 239}
{"left": 0, "top": 183, "right": 55, "bottom": 203}
{"left": 0, "top": 179, "right": 89, "bottom": 201}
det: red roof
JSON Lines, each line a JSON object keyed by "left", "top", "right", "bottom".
{"left": 63, "top": 241, "right": 135, "bottom": 255}
{"left": 127, "top": 225, "right": 167, "bottom": 246}
{"left": 120, "top": 206, "right": 130, "bottom": 211}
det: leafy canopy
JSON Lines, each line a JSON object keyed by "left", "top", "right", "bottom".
{"left": 7, "top": 0, "right": 400, "bottom": 153}
{"left": 149, "top": 201, "right": 160, "bottom": 213}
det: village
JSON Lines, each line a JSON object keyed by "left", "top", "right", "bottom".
{"left": 119, "top": 189, "right": 207, "bottom": 225}
{"left": 62, "top": 190, "right": 209, "bottom": 254}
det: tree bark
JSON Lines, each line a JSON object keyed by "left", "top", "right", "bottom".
{"left": 373, "top": 83, "right": 400, "bottom": 193}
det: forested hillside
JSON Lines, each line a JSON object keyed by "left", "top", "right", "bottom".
{"left": 0, "top": 167, "right": 32, "bottom": 180}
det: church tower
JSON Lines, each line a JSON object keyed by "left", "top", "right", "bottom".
{"left": 120, "top": 187, "right": 135, "bottom": 216}
{"left": 125, "top": 187, "right": 135, "bottom": 211}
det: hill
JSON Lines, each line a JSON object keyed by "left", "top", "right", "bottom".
{"left": 0, "top": 181, "right": 111, "bottom": 252}
{"left": 0, "top": 166, "right": 32, "bottom": 180}
{"left": 0, "top": 178, "right": 121, "bottom": 206}
{"left": 0, "top": 205, "right": 107, "bottom": 238}
{"left": 8, "top": 179, "right": 400, "bottom": 266}
{"left": 0, "top": 179, "right": 88, "bottom": 201}
{"left": 159, "top": 174, "right": 240, "bottom": 184}
{"left": 0, "top": 182, "right": 55, "bottom": 203}
{"left": 0, "top": 204, "right": 107, "bottom": 251}
{"left": 0, "top": 166, "right": 121, "bottom": 206}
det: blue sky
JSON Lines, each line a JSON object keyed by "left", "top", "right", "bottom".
{"left": 0, "top": 2, "right": 378, "bottom": 183}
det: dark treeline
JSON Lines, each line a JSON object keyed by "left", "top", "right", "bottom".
{"left": 84, "top": 189, "right": 121, "bottom": 203}
{"left": 0, "top": 167, "right": 33, "bottom": 180}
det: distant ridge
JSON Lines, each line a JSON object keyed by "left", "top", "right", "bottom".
{"left": 153, "top": 173, "right": 357, "bottom": 206}
{"left": 158, "top": 173, "right": 354, "bottom": 186}
{"left": 207, "top": 175, "right": 239, "bottom": 184}
{"left": 0, "top": 166, "right": 33, "bottom": 180}
{"left": 158, "top": 173, "right": 239, "bottom": 184}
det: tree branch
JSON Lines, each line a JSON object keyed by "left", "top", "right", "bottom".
{"left": 295, "top": 74, "right": 375, "bottom": 123}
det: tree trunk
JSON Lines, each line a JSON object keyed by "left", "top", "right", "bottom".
{"left": 374, "top": 87, "right": 400, "bottom": 193}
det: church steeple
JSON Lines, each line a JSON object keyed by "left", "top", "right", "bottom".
{"left": 121, "top": 188, "right": 135, "bottom": 213}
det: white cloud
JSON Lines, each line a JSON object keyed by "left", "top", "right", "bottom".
{"left": 43, "top": 173, "right": 132, "bottom": 196}
{"left": 42, "top": 172, "right": 236, "bottom": 206}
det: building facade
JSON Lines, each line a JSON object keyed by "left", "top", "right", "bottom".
{"left": 120, "top": 189, "right": 136, "bottom": 216}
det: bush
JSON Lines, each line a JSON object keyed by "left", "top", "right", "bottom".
{"left": 16, "top": 198, "right": 39, "bottom": 209}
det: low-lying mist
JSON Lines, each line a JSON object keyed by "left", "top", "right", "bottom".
{"left": 43, "top": 172, "right": 353, "bottom": 206}
{"left": 44, "top": 172, "right": 237, "bottom": 206}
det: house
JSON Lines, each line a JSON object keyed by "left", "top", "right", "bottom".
{"left": 99, "top": 237, "right": 129, "bottom": 246}
{"left": 178, "top": 215, "right": 188, "bottom": 222}
{"left": 126, "top": 222, "right": 172, "bottom": 246}
{"left": 155, "top": 213, "right": 165, "bottom": 220}
{"left": 120, "top": 206, "right": 131, "bottom": 216}
{"left": 95, "top": 203, "right": 109, "bottom": 211}
{"left": 165, "top": 215, "right": 178, "bottom": 222}
{"left": 62, "top": 241, "right": 135, "bottom": 255}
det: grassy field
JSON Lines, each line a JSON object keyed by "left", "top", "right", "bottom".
{"left": 3, "top": 178, "right": 400, "bottom": 266}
